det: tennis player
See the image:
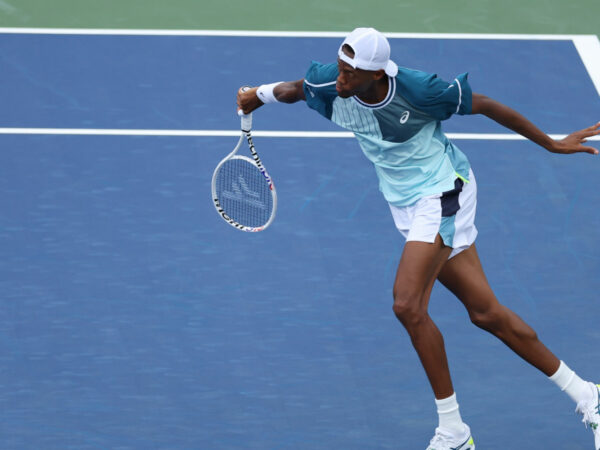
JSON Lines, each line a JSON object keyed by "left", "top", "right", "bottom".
{"left": 237, "top": 27, "right": 600, "bottom": 449}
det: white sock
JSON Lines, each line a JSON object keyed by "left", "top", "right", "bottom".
{"left": 435, "top": 393, "right": 466, "bottom": 436}
{"left": 549, "top": 360, "right": 595, "bottom": 404}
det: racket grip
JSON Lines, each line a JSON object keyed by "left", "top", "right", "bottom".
{"left": 239, "top": 110, "right": 253, "bottom": 131}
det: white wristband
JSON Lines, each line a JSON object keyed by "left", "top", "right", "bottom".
{"left": 257, "top": 82, "right": 283, "bottom": 104}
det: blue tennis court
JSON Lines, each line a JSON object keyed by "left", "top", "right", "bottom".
{"left": 0, "top": 31, "right": 599, "bottom": 449}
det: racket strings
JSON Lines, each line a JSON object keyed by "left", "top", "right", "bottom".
{"left": 214, "top": 158, "right": 274, "bottom": 228}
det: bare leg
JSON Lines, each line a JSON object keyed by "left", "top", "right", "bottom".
{"left": 437, "top": 244, "right": 560, "bottom": 376}
{"left": 392, "top": 234, "right": 455, "bottom": 399}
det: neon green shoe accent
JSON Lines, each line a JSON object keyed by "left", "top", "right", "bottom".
{"left": 468, "top": 437, "right": 474, "bottom": 445}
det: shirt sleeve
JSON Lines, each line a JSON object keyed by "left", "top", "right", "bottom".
{"left": 397, "top": 68, "right": 473, "bottom": 121}
{"left": 303, "top": 61, "right": 339, "bottom": 120}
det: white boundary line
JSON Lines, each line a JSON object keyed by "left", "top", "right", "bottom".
{"left": 1, "top": 128, "right": 598, "bottom": 141}
{"left": 572, "top": 35, "right": 600, "bottom": 97}
{"left": 1, "top": 29, "right": 598, "bottom": 131}
{"left": 1, "top": 29, "right": 598, "bottom": 93}
{"left": 0, "top": 27, "right": 594, "bottom": 41}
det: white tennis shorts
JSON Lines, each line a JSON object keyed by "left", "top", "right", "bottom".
{"left": 389, "top": 169, "right": 478, "bottom": 259}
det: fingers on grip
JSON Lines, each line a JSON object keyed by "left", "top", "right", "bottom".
{"left": 238, "top": 85, "right": 252, "bottom": 117}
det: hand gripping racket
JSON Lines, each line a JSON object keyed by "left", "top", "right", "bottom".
{"left": 211, "top": 99, "right": 277, "bottom": 232}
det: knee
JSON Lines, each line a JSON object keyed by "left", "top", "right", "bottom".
{"left": 469, "top": 305, "right": 503, "bottom": 331}
{"left": 392, "top": 290, "right": 427, "bottom": 328}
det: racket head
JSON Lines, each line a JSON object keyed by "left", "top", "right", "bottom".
{"left": 211, "top": 155, "right": 277, "bottom": 232}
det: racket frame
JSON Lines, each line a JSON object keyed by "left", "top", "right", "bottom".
{"left": 211, "top": 114, "right": 277, "bottom": 232}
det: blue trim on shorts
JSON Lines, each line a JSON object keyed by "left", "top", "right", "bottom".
{"left": 439, "top": 215, "right": 456, "bottom": 247}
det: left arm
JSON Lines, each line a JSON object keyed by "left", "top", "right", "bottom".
{"left": 471, "top": 93, "right": 599, "bottom": 155}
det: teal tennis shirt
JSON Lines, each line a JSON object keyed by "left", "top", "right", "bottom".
{"left": 303, "top": 61, "right": 472, "bottom": 207}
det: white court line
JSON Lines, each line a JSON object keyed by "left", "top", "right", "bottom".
{"left": 1, "top": 28, "right": 598, "bottom": 94}
{"left": 1, "top": 28, "right": 598, "bottom": 95}
{"left": 0, "top": 27, "right": 593, "bottom": 41}
{"left": 0, "top": 29, "right": 597, "bottom": 131}
{"left": 1, "top": 128, "right": 598, "bottom": 141}
{"left": 572, "top": 35, "right": 600, "bottom": 97}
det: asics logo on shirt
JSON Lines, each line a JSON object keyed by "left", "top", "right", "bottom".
{"left": 399, "top": 111, "right": 410, "bottom": 124}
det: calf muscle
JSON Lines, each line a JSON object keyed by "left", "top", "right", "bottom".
{"left": 438, "top": 245, "right": 560, "bottom": 376}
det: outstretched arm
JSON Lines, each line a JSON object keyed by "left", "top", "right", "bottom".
{"left": 471, "top": 93, "right": 599, "bottom": 155}
{"left": 237, "top": 79, "right": 306, "bottom": 115}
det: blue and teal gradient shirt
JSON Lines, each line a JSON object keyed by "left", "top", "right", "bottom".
{"left": 303, "top": 61, "right": 472, "bottom": 207}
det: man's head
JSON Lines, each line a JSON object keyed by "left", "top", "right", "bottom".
{"left": 335, "top": 28, "right": 398, "bottom": 98}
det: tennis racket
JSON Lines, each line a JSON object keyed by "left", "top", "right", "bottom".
{"left": 211, "top": 101, "right": 277, "bottom": 232}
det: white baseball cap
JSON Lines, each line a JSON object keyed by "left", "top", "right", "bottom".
{"left": 338, "top": 27, "right": 398, "bottom": 77}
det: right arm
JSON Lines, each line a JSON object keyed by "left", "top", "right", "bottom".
{"left": 237, "top": 79, "right": 306, "bottom": 114}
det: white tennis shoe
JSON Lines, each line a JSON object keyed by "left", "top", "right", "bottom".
{"left": 575, "top": 383, "right": 600, "bottom": 450}
{"left": 426, "top": 424, "right": 475, "bottom": 450}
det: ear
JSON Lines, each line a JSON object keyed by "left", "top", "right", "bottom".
{"left": 372, "top": 69, "right": 386, "bottom": 81}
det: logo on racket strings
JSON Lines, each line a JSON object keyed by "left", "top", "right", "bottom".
{"left": 222, "top": 175, "right": 267, "bottom": 210}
